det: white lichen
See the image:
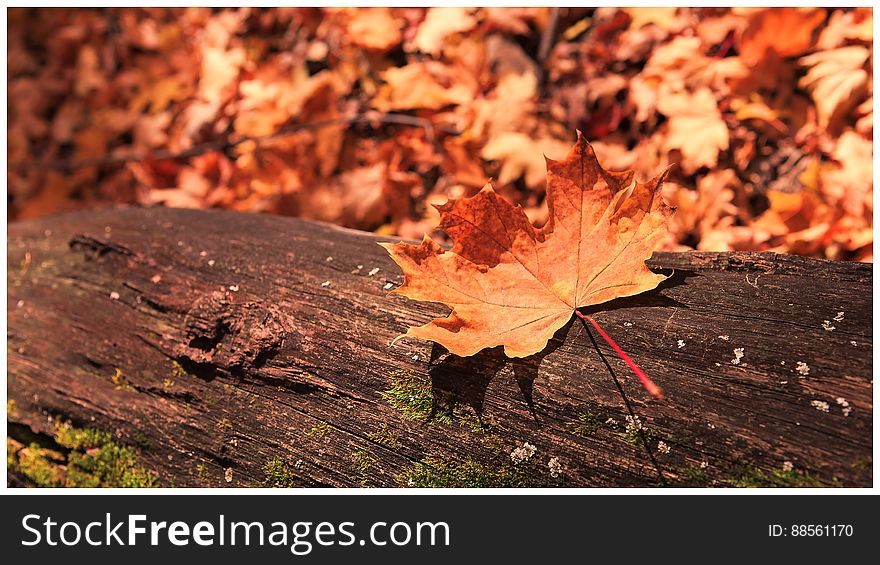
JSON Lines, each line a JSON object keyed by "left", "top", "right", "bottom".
{"left": 795, "top": 361, "right": 810, "bottom": 377}
{"left": 822, "top": 320, "right": 836, "bottom": 331}
{"left": 510, "top": 442, "right": 537, "bottom": 465}
{"left": 850, "top": 341, "right": 857, "bottom": 347}
{"left": 731, "top": 347, "right": 744, "bottom": 365}
{"left": 810, "top": 400, "right": 830, "bottom": 413}
{"left": 700, "top": 461, "right": 709, "bottom": 469}
{"left": 383, "top": 282, "right": 395, "bottom": 290}
{"left": 16, "top": 300, "right": 24, "bottom": 308}
{"left": 835, "top": 397, "right": 852, "bottom": 417}
{"left": 782, "top": 461, "right": 794, "bottom": 472}
{"left": 321, "top": 281, "right": 331, "bottom": 287}
{"left": 208, "top": 259, "right": 215, "bottom": 267}
{"left": 677, "top": 339, "right": 686, "bottom": 349}
{"left": 624, "top": 414, "right": 643, "bottom": 434}
{"left": 368, "top": 267, "right": 380, "bottom": 276}
{"left": 833, "top": 311, "right": 845, "bottom": 322}
{"left": 109, "top": 291, "right": 120, "bottom": 300}
{"left": 325, "top": 256, "right": 333, "bottom": 262}
{"left": 548, "top": 457, "right": 562, "bottom": 478}
{"left": 224, "top": 468, "right": 233, "bottom": 483}
{"left": 718, "top": 335, "right": 730, "bottom": 341}
{"left": 228, "top": 284, "right": 239, "bottom": 292}
{"left": 657, "top": 441, "right": 671, "bottom": 454}
{"left": 623, "top": 321, "right": 633, "bottom": 327}
{"left": 199, "top": 251, "right": 207, "bottom": 257}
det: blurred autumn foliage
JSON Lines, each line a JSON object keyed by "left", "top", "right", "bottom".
{"left": 7, "top": 7, "right": 873, "bottom": 260}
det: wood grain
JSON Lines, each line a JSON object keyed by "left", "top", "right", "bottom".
{"left": 6, "top": 207, "right": 873, "bottom": 487}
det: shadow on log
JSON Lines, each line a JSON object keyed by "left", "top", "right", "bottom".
{"left": 6, "top": 207, "right": 873, "bottom": 487}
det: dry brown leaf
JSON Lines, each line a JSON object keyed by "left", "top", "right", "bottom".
{"left": 657, "top": 87, "right": 729, "bottom": 173}
{"left": 480, "top": 133, "right": 569, "bottom": 188}
{"left": 468, "top": 72, "right": 538, "bottom": 139}
{"left": 738, "top": 7, "right": 826, "bottom": 66}
{"left": 822, "top": 130, "right": 872, "bottom": 217}
{"left": 623, "top": 7, "right": 682, "bottom": 32}
{"left": 381, "top": 133, "right": 672, "bottom": 357}
{"left": 345, "top": 8, "right": 402, "bottom": 51}
{"left": 411, "top": 7, "right": 477, "bottom": 55}
{"left": 373, "top": 62, "right": 472, "bottom": 111}
{"left": 799, "top": 46, "right": 870, "bottom": 129}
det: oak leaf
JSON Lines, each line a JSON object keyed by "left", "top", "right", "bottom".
{"left": 381, "top": 133, "right": 672, "bottom": 357}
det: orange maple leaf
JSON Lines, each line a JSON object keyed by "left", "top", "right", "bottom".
{"left": 381, "top": 133, "right": 672, "bottom": 360}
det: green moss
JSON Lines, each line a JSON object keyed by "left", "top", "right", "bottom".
{"left": 618, "top": 416, "right": 660, "bottom": 445}
{"left": 672, "top": 466, "right": 713, "bottom": 487}
{"left": 567, "top": 412, "right": 600, "bottom": 437}
{"left": 111, "top": 368, "right": 134, "bottom": 391}
{"left": 403, "top": 452, "right": 558, "bottom": 488}
{"left": 261, "top": 457, "right": 296, "bottom": 488}
{"left": 727, "top": 466, "right": 824, "bottom": 488}
{"left": 10, "top": 423, "right": 156, "bottom": 488}
{"left": 306, "top": 422, "right": 332, "bottom": 439}
{"left": 367, "top": 424, "right": 401, "bottom": 450}
{"left": 16, "top": 444, "right": 67, "bottom": 487}
{"left": 380, "top": 370, "right": 434, "bottom": 420}
{"left": 216, "top": 418, "right": 233, "bottom": 431}
{"left": 380, "top": 371, "right": 496, "bottom": 435}
{"left": 171, "top": 360, "right": 189, "bottom": 380}
{"left": 352, "top": 449, "right": 377, "bottom": 486}
{"left": 196, "top": 463, "right": 210, "bottom": 483}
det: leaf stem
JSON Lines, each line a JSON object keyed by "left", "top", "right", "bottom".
{"left": 575, "top": 311, "right": 663, "bottom": 399}
{"left": 576, "top": 311, "right": 666, "bottom": 485}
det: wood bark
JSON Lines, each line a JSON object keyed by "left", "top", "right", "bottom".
{"left": 6, "top": 207, "right": 872, "bottom": 487}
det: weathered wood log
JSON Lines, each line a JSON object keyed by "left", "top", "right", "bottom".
{"left": 6, "top": 207, "right": 872, "bottom": 487}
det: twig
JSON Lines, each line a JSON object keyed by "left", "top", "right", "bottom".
{"left": 537, "top": 7, "right": 561, "bottom": 62}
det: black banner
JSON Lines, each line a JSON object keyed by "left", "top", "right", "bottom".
{"left": 1, "top": 494, "right": 875, "bottom": 562}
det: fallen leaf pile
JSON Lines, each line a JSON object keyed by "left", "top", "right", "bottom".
{"left": 7, "top": 7, "right": 873, "bottom": 260}
{"left": 381, "top": 133, "right": 671, "bottom": 358}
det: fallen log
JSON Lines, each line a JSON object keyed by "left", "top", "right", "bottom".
{"left": 6, "top": 207, "right": 873, "bottom": 487}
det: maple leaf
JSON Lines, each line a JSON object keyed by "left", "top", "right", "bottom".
{"left": 799, "top": 46, "right": 870, "bottom": 129}
{"left": 657, "top": 87, "right": 729, "bottom": 173}
{"left": 480, "top": 132, "right": 569, "bottom": 188}
{"left": 738, "top": 7, "right": 826, "bottom": 66}
{"left": 381, "top": 133, "right": 672, "bottom": 358}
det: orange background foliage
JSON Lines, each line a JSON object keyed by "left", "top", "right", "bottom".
{"left": 7, "top": 7, "right": 873, "bottom": 260}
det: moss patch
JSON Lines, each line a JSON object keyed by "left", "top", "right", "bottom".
{"left": 726, "top": 466, "right": 824, "bottom": 488}
{"left": 380, "top": 370, "right": 433, "bottom": 420}
{"left": 403, "top": 452, "right": 559, "bottom": 488}
{"left": 352, "top": 449, "right": 377, "bottom": 486}
{"left": 262, "top": 456, "right": 297, "bottom": 488}
{"left": 567, "top": 412, "right": 600, "bottom": 437}
{"left": 380, "top": 371, "right": 496, "bottom": 434}
{"left": 111, "top": 368, "right": 134, "bottom": 391}
{"left": 9, "top": 423, "right": 156, "bottom": 488}
{"left": 367, "top": 424, "right": 401, "bottom": 450}
{"left": 306, "top": 422, "right": 332, "bottom": 439}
